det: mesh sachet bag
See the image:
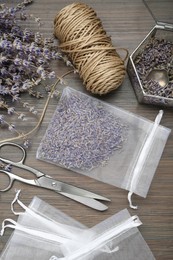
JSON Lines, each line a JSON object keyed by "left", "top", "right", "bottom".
{"left": 1, "top": 191, "right": 155, "bottom": 260}
{"left": 36, "top": 87, "right": 171, "bottom": 208}
{"left": 50, "top": 208, "right": 156, "bottom": 260}
{"left": 0, "top": 191, "right": 88, "bottom": 260}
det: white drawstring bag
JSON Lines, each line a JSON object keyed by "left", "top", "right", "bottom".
{"left": 54, "top": 210, "right": 156, "bottom": 260}
{"left": 0, "top": 191, "right": 155, "bottom": 260}
{"left": 37, "top": 87, "right": 171, "bottom": 208}
{"left": 0, "top": 191, "right": 89, "bottom": 260}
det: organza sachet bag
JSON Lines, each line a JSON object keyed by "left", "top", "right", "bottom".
{"left": 1, "top": 191, "right": 155, "bottom": 260}
{"left": 50, "top": 209, "right": 155, "bottom": 260}
{"left": 36, "top": 87, "right": 171, "bottom": 208}
{"left": 0, "top": 191, "right": 89, "bottom": 260}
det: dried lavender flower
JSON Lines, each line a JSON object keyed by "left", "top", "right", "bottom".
{"left": 37, "top": 88, "right": 128, "bottom": 171}
{"left": 4, "top": 164, "right": 12, "bottom": 172}
{"left": 0, "top": 0, "right": 73, "bottom": 144}
{"left": 134, "top": 37, "right": 173, "bottom": 98}
{"left": 23, "top": 139, "right": 31, "bottom": 148}
{"left": 0, "top": 159, "right": 12, "bottom": 171}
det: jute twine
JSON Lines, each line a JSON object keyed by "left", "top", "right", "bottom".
{"left": 54, "top": 2, "right": 128, "bottom": 95}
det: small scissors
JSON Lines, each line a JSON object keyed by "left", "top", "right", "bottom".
{"left": 0, "top": 142, "right": 110, "bottom": 211}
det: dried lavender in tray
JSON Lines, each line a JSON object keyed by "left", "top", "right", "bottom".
{"left": 37, "top": 87, "right": 127, "bottom": 171}
{"left": 134, "top": 37, "right": 173, "bottom": 98}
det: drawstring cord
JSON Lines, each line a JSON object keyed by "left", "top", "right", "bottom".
{"left": 1, "top": 190, "right": 84, "bottom": 242}
{"left": 128, "top": 110, "right": 163, "bottom": 209}
{"left": 50, "top": 215, "right": 142, "bottom": 260}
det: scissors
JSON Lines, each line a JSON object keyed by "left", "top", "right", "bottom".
{"left": 0, "top": 142, "right": 110, "bottom": 211}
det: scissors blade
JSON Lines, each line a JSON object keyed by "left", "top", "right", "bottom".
{"left": 35, "top": 176, "right": 110, "bottom": 201}
{"left": 60, "top": 182, "right": 110, "bottom": 202}
{"left": 57, "top": 192, "right": 108, "bottom": 211}
{"left": 35, "top": 176, "right": 108, "bottom": 211}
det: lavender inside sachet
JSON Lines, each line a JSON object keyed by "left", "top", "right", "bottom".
{"left": 37, "top": 87, "right": 127, "bottom": 171}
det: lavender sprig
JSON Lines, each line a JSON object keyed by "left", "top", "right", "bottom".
{"left": 0, "top": 7, "right": 61, "bottom": 97}
{"left": 0, "top": 1, "right": 74, "bottom": 145}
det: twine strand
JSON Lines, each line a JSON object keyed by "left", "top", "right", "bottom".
{"left": 54, "top": 2, "right": 128, "bottom": 95}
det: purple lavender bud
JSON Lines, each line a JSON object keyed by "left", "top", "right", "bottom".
{"left": 0, "top": 115, "right": 5, "bottom": 124}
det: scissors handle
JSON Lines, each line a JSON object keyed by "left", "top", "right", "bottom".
{"left": 0, "top": 170, "right": 14, "bottom": 191}
{"left": 0, "top": 142, "right": 26, "bottom": 164}
{"left": 0, "top": 170, "right": 36, "bottom": 192}
{"left": 0, "top": 142, "right": 44, "bottom": 178}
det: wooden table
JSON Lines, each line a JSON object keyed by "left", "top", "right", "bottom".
{"left": 0, "top": 1, "right": 173, "bottom": 259}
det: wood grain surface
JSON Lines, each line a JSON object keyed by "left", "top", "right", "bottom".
{"left": 0, "top": 1, "right": 173, "bottom": 259}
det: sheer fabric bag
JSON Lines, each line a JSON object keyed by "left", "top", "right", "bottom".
{"left": 37, "top": 87, "right": 171, "bottom": 207}
{"left": 1, "top": 192, "right": 155, "bottom": 260}
{"left": 0, "top": 191, "right": 87, "bottom": 260}
{"left": 50, "top": 208, "right": 155, "bottom": 260}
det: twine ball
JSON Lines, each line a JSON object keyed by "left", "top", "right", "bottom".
{"left": 54, "top": 2, "right": 127, "bottom": 95}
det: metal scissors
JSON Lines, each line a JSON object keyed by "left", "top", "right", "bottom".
{"left": 0, "top": 142, "right": 110, "bottom": 211}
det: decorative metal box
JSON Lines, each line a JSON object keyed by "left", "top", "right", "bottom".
{"left": 127, "top": 0, "right": 173, "bottom": 107}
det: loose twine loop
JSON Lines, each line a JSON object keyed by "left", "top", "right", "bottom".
{"left": 54, "top": 2, "right": 128, "bottom": 95}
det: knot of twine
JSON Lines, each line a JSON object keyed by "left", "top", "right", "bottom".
{"left": 54, "top": 2, "right": 128, "bottom": 95}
